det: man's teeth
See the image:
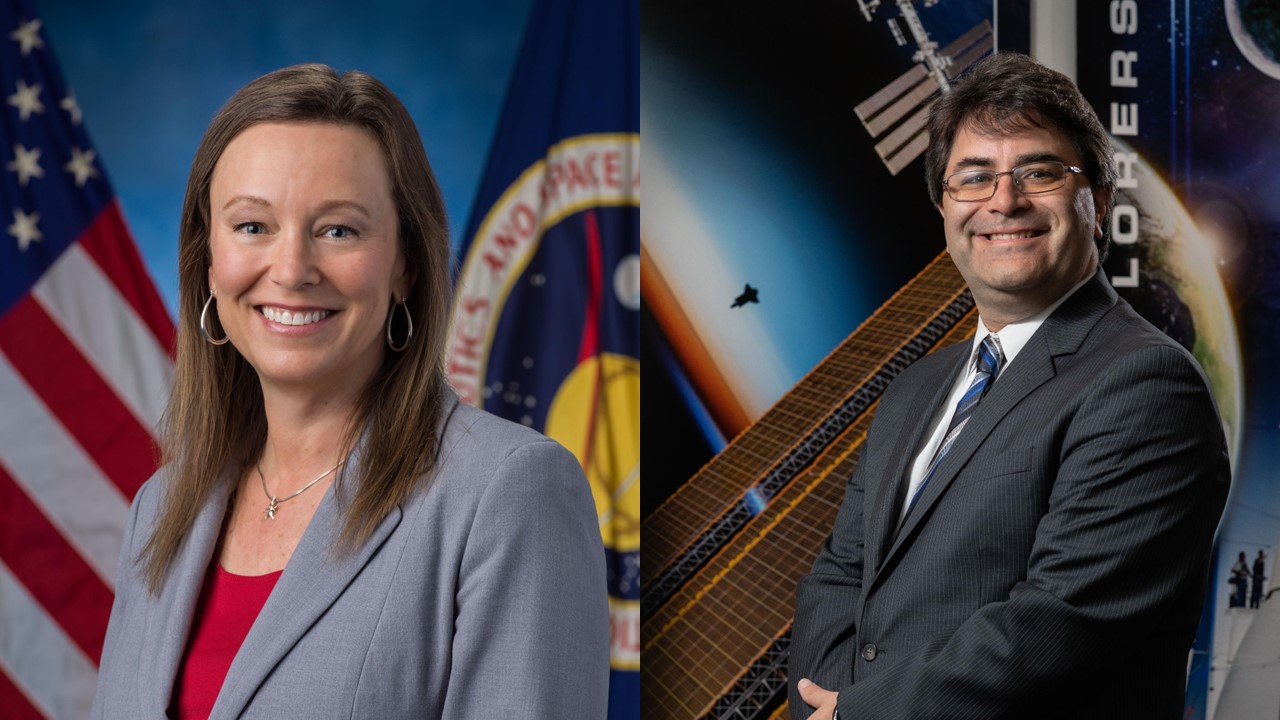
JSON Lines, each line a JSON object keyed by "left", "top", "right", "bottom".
{"left": 260, "top": 307, "right": 331, "bottom": 326}
{"left": 989, "top": 231, "right": 1039, "bottom": 240}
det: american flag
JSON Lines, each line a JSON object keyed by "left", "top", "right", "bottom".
{"left": 1, "top": 0, "right": 175, "bottom": 717}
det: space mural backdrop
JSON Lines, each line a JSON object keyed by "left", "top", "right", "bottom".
{"left": 1076, "top": 2, "right": 1279, "bottom": 716}
{"left": 642, "top": 1, "right": 1279, "bottom": 717}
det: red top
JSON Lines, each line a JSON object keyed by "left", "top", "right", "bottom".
{"left": 169, "top": 563, "right": 282, "bottom": 720}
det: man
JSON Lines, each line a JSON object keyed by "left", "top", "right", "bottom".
{"left": 788, "top": 53, "right": 1229, "bottom": 719}
{"left": 1251, "top": 550, "right": 1267, "bottom": 609}
{"left": 1231, "top": 551, "right": 1251, "bottom": 608}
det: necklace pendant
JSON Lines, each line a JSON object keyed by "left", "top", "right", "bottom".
{"left": 257, "top": 459, "right": 341, "bottom": 522}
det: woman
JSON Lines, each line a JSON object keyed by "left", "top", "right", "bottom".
{"left": 90, "top": 64, "right": 609, "bottom": 719}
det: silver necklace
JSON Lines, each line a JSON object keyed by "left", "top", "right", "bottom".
{"left": 258, "top": 460, "right": 343, "bottom": 520}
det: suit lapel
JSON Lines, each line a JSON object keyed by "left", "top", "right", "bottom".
{"left": 210, "top": 458, "right": 403, "bottom": 720}
{"left": 142, "top": 477, "right": 232, "bottom": 714}
{"left": 882, "top": 271, "right": 1117, "bottom": 564}
{"left": 864, "top": 344, "right": 968, "bottom": 572}
{"left": 886, "top": 337, "right": 1056, "bottom": 558}
{"left": 209, "top": 396, "right": 457, "bottom": 718}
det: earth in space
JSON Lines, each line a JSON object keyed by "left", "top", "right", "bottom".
{"left": 1101, "top": 139, "right": 1243, "bottom": 463}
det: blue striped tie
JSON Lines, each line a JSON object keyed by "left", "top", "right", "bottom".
{"left": 906, "top": 334, "right": 1004, "bottom": 515}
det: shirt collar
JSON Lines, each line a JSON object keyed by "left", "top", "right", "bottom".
{"left": 972, "top": 272, "right": 1094, "bottom": 369}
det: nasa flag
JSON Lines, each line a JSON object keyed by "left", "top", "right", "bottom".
{"left": 445, "top": 0, "right": 639, "bottom": 717}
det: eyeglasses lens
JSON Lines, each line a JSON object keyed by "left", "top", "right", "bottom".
{"left": 945, "top": 162, "right": 1069, "bottom": 201}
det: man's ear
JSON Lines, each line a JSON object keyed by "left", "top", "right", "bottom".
{"left": 1093, "top": 187, "right": 1114, "bottom": 239}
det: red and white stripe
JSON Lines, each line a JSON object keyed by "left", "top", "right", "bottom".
{"left": 0, "top": 202, "right": 174, "bottom": 719}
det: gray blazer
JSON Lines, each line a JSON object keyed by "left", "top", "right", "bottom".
{"left": 91, "top": 396, "right": 609, "bottom": 719}
{"left": 789, "top": 272, "right": 1230, "bottom": 719}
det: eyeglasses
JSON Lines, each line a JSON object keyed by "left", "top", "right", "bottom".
{"left": 941, "top": 161, "right": 1084, "bottom": 202}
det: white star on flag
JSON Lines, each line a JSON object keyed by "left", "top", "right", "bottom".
{"left": 64, "top": 146, "right": 99, "bottom": 187}
{"left": 7, "top": 208, "right": 43, "bottom": 251}
{"left": 8, "top": 18, "right": 42, "bottom": 56}
{"left": 60, "top": 92, "right": 82, "bottom": 125}
{"left": 6, "top": 143, "right": 43, "bottom": 186}
{"left": 7, "top": 79, "right": 44, "bottom": 121}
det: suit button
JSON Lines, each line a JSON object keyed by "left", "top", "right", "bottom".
{"left": 861, "top": 643, "right": 878, "bottom": 661}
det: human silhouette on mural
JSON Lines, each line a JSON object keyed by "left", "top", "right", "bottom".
{"left": 1229, "top": 551, "right": 1249, "bottom": 608}
{"left": 1250, "top": 550, "right": 1267, "bottom": 609}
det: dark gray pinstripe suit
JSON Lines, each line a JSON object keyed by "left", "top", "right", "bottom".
{"left": 789, "top": 271, "right": 1230, "bottom": 719}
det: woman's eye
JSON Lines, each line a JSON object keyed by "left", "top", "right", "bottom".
{"left": 235, "top": 222, "right": 266, "bottom": 235}
{"left": 324, "top": 225, "right": 358, "bottom": 239}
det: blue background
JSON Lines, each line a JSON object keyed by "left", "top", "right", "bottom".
{"left": 38, "top": 0, "right": 535, "bottom": 316}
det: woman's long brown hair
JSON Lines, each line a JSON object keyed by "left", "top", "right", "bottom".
{"left": 140, "top": 64, "right": 453, "bottom": 593}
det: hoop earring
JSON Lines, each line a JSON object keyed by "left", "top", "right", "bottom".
{"left": 386, "top": 297, "right": 413, "bottom": 352}
{"left": 200, "top": 294, "right": 229, "bottom": 345}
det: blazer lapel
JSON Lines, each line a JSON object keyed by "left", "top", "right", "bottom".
{"left": 864, "top": 344, "right": 968, "bottom": 573}
{"left": 142, "top": 477, "right": 232, "bottom": 714}
{"left": 210, "top": 465, "right": 403, "bottom": 720}
{"left": 210, "top": 396, "right": 457, "bottom": 718}
{"left": 883, "top": 271, "right": 1117, "bottom": 563}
